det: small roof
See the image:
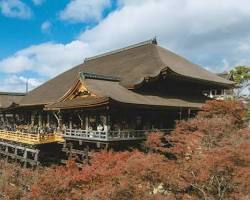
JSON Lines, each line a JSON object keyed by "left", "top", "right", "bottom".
{"left": 20, "top": 39, "right": 234, "bottom": 107}
{"left": 46, "top": 74, "right": 207, "bottom": 110}
{"left": 0, "top": 92, "right": 25, "bottom": 109}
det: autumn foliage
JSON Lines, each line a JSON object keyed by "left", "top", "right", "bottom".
{"left": 0, "top": 100, "right": 249, "bottom": 200}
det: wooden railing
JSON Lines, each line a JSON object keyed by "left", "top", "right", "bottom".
{"left": 63, "top": 129, "right": 172, "bottom": 142}
{"left": 63, "top": 129, "right": 108, "bottom": 141}
{"left": 0, "top": 130, "right": 65, "bottom": 145}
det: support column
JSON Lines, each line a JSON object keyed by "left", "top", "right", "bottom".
{"left": 58, "top": 114, "right": 62, "bottom": 130}
{"left": 69, "top": 120, "right": 72, "bottom": 129}
{"left": 179, "top": 107, "right": 182, "bottom": 121}
{"left": 210, "top": 90, "right": 213, "bottom": 98}
{"left": 23, "top": 149, "right": 27, "bottom": 168}
{"left": 14, "top": 146, "right": 18, "bottom": 162}
{"left": 34, "top": 150, "right": 39, "bottom": 166}
{"left": 5, "top": 145, "right": 8, "bottom": 162}
{"left": 53, "top": 112, "right": 62, "bottom": 130}
{"left": 78, "top": 113, "right": 83, "bottom": 128}
{"left": 31, "top": 112, "right": 35, "bottom": 127}
{"left": 38, "top": 113, "right": 42, "bottom": 127}
{"left": 85, "top": 115, "right": 89, "bottom": 132}
{"left": 47, "top": 113, "right": 50, "bottom": 126}
{"left": 101, "top": 115, "right": 107, "bottom": 139}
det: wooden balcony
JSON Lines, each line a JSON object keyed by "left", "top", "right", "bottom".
{"left": 0, "top": 130, "right": 65, "bottom": 145}
{"left": 62, "top": 129, "right": 171, "bottom": 142}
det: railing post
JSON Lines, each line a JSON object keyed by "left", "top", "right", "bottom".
{"left": 23, "top": 149, "right": 27, "bottom": 168}
{"left": 118, "top": 129, "right": 121, "bottom": 138}
{"left": 106, "top": 130, "right": 108, "bottom": 141}
{"left": 38, "top": 133, "right": 41, "bottom": 142}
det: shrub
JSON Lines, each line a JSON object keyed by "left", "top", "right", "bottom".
{"left": 198, "top": 100, "right": 247, "bottom": 126}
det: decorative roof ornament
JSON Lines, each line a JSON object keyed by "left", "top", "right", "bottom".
{"left": 84, "top": 37, "right": 158, "bottom": 62}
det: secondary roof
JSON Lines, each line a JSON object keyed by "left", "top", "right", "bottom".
{"left": 46, "top": 73, "right": 206, "bottom": 110}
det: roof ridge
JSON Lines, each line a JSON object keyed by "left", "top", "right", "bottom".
{"left": 80, "top": 72, "right": 121, "bottom": 82}
{"left": 0, "top": 92, "right": 26, "bottom": 96}
{"left": 84, "top": 37, "right": 157, "bottom": 62}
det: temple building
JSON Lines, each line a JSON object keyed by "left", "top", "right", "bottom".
{"left": 0, "top": 39, "right": 234, "bottom": 165}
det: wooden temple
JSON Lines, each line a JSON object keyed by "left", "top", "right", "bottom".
{"left": 0, "top": 39, "right": 234, "bottom": 165}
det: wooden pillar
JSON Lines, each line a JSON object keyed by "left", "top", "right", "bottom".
{"left": 38, "top": 113, "right": 42, "bottom": 127}
{"left": 34, "top": 150, "right": 39, "bottom": 166}
{"left": 85, "top": 115, "right": 89, "bottom": 132}
{"left": 102, "top": 115, "right": 109, "bottom": 139}
{"left": 105, "top": 143, "right": 109, "bottom": 151}
{"left": 69, "top": 113, "right": 73, "bottom": 129}
{"left": 23, "top": 149, "right": 27, "bottom": 168}
{"left": 69, "top": 119, "right": 72, "bottom": 129}
{"left": 210, "top": 90, "right": 213, "bottom": 98}
{"left": 59, "top": 114, "right": 62, "bottom": 129}
{"left": 188, "top": 108, "right": 191, "bottom": 119}
{"left": 179, "top": 107, "right": 182, "bottom": 121}
{"left": 78, "top": 113, "right": 83, "bottom": 128}
{"left": 5, "top": 145, "right": 8, "bottom": 162}
{"left": 31, "top": 112, "right": 35, "bottom": 126}
{"left": 53, "top": 112, "right": 62, "bottom": 130}
{"left": 14, "top": 146, "right": 17, "bottom": 162}
{"left": 47, "top": 113, "right": 50, "bottom": 126}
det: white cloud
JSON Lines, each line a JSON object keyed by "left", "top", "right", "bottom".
{"left": 41, "top": 21, "right": 51, "bottom": 33}
{"left": 79, "top": 0, "right": 250, "bottom": 71}
{"left": 0, "top": 41, "right": 91, "bottom": 77}
{"left": 0, "top": 75, "right": 43, "bottom": 92}
{"left": 32, "top": 0, "right": 44, "bottom": 6}
{"left": 0, "top": 0, "right": 32, "bottom": 19}
{"left": 2, "top": 0, "right": 250, "bottom": 92}
{"left": 59, "top": 0, "right": 111, "bottom": 22}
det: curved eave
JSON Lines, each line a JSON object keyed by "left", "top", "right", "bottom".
{"left": 44, "top": 96, "right": 204, "bottom": 111}
{"left": 127, "top": 67, "right": 235, "bottom": 90}
{"left": 45, "top": 97, "right": 110, "bottom": 111}
{"left": 109, "top": 99, "right": 203, "bottom": 110}
{"left": 165, "top": 68, "right": 235, "bottom": 88}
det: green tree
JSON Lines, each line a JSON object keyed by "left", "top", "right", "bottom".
{"left": 230, "top": 66, "right": 250, "bottom": 97}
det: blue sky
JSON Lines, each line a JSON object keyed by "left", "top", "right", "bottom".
{"left": 0, "top": 0, "right": 117, "bottom": 59}
{"left": 0, "top": 0, "right": 250, "bottom": 92}
{"left": 1, "top": 1, "right": 65, "bottom": 57}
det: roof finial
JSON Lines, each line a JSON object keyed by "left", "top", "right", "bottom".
{"left": 85, "top": 38, "right": 158, "bottom": 62}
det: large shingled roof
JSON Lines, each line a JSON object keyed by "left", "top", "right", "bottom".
{"left": 0, "top": 92, "right": 25, "bottom": 109}
{"left": 19, "top": 39, "right": 234, "bottom": 106}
